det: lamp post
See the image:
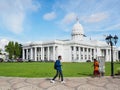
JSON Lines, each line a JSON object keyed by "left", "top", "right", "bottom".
{"left": 105, "top": 35, "right": 118, "bottom": 76}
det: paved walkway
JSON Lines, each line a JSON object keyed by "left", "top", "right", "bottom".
{"left": 0, "top": 76, "right": 120, "bottom": 90}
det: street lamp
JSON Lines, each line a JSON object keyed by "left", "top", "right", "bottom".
{"left": 105, "top": 34, "right": 118, "bottom": 76}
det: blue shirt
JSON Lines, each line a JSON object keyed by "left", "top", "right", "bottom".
{"left": 55, "top": 60, "right": 62, "bottom": 71}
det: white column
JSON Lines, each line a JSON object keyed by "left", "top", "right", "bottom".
{"left": 106, "top": 49, "right": 108, "bottom": 61}
{"left": 38, "top": 48, "right": 40, "bottom": 61}
{"left": 113, "top": 49, "right": 116, "bottom": 61}
{"left": 79, "top": 47, "right": 81, "bottom": 61}
{"left": 43, "top": 47, "right": 44, "bottom": 60}
{"left": 41, "top": 47, "right": 42, "bottom": 60}
{"left": 30, "top": 48, "right": 33, "bottom": 60}
{"left": 81, "top": 47, "right": 83, "bottom": 60}
{"left": 42, "top": 47, "right": 44, "bottom": 60}
{"left": 55, "top": 46, "right": 58, "bottom": 59}
{"left": 22, "top": 48, "right": 25, "bottom": 60}
{"left": 40, "top": 47, "right": 42, "bottom": 60}
{"left": 89, "top": 48, "right": 92, "bottom": 60}
{"left": 34, "top": 47, "right": 37, "bottom": 61}
{"left": 39, "top": 47, "right": 41, "bottom": 60}
{"left": 86, "top": 48, "right": 88, "bottom": 60}
{"left": 116, "top": 51, "right": 118, "bottom": 60}
{"left": 69, "top": 46, "right": 72, "bottom": 62}
{"left": 26, "top": 49, "right": 28, "bottom": 60}
{"left": 53, "top": 46, "right": 55, "bottom": 61}
{"left": 94, "top": 48, "right": 96, "bottom": 59}
{"left": 83, "top": 47, "right": 85, "bottom": 60}
{"left": 117, "top": 51, "right": 118, "bottom": 60}
{"left": 114, "top": 49, "right": 117, "bottom": 61}
{"left": 48, "top": 47, "right": 49, "bottom": 61}
{"left": 90, "top": 48, "right": 92, "bottom": 60}
{"left": 74, "top": 46, "right": 76, "bottom": 61}
{"left": 109, "top": 49, "right": 111, "bottom": 61}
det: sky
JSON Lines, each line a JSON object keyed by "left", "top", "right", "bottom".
{"left": 0, "top": 0, "right": 120, "bottom": 50}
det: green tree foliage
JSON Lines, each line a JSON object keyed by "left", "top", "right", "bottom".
{"left": 5, "top": 41, "right": 22, "bottom": 59}
{"left": 5, "top": 41, "right": 13, "bottom": 59}
{"left": 11, "top": 41, "right": 15, "bottom": 59}
{"left": 19, "top": 44, "right": 22, "bottom": 58}
{"left": 14, "top": 42, "right": 19, "bottom": 59}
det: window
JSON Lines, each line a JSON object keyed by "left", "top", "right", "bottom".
{"left": 88, "top": 48, "right": 90, "bottom": 52}
{"left": 81, "top": 55, "right": 83, "bottom": 59}
{"left": 71, "top": 46, "right": 73, "bottom": 51}
{"left": 77, "top": 54, "right": 79, "bottom": 59}
{"left": 96, "top": 49, "right": 97, "bottom": 52}
{"left": 72, "top": 54, "right": 74, "bottom": 60}
{"left": 44, "top": 47, "right": 47, "bottom": 51}
{"left": 92, "top": 49, "right": 94, "bottom": 55}
{"left": 89, "top": 55, "right": 90, "bottom": 59}
{"left": 81, "top": 47, "right": 83, "bottom": 52}
{"left": 40, "top": 55, "right": 41, "bottom": 60}
{"left": 85, "top": 55, "right": 87, "bottom": 59}
{"left": 76, "top": 47, "right": 79, "bottom": 51}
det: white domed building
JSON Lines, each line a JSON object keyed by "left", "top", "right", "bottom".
{"left": 72, "top": 20, "right": 84, "bottom": 41}
{"left": 22, "top": 20, "right": 119, "bottom": 62}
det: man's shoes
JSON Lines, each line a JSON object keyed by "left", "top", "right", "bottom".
{"left": 50, "top": 80, "right": 55, "bottom": 83}
{"left": 61, "top": 81, "right": 65, "bottom": 84}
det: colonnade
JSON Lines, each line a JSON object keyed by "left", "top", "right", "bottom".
{"left": 22, "top": 46, "right": 57, "bottom": 61}
{"left": 71, "top": 46, "right": 118, "bottom": 62}
{"left": 22, "top": 45, "right": 118, "bottom": 62}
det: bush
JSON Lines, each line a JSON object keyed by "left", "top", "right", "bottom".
{"left": 116, "top": 60, "right": 120, "bottom": 63}
{"left": 0, "top": 58, "right": 3, "bottom": 62}
{"left": 86, "top": 60, "right": 91, "bottom": 62}
{"left": 116, "top": 67, "right": 120, "bottom": 75}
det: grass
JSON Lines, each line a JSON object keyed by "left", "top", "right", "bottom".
{"left": 0, "top": 62, "right": 120, "bottom": 78}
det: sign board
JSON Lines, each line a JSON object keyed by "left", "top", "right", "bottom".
{"left": 98, "top": 56, "right": 105, "bottom": 76}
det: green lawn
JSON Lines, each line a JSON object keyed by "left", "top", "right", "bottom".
{"left": 0, "top": 62, "right": 119, "bottom": 77}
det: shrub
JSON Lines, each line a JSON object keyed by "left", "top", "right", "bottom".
{"left": 116, "top": 67, "right": 120, "bottom": 75}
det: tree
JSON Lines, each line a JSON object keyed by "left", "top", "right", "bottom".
{"left": 14, "top": 42, "right": 21, "bottom": 59}
{"left": 5, "top": 41, "right": 22, "bottom": 59}
{"left": 5, "top": 41, "right": 14, "bottom": 59}
{"left": 19, "top": 44, "right": 22, "bottom": 58}
{"left": 11, "top": 41, "right": 15, "bottom": 59}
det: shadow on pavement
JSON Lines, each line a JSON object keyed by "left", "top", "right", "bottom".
{"left": 77, "top": 73, "right": 93, "bottom": 77}
{"left": 113, "top": 76, "right": 120, "bottom": 79}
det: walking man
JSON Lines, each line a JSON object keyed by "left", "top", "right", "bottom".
{"left": 50, "top": 55, "right": 65, "bottom": 83}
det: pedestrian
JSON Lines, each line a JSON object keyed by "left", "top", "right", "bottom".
{"left": 93, "top": 59, "right": 100, "bottom": 77}
{"left": 50, "top": 55, "right": 65, "bottom": 83}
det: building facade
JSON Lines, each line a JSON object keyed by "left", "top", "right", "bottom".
{"left": 117, "top": 47, "right": 120, "bottom": 60}
{"left": 22, "top": 20, "right": 119, "bottom": 62}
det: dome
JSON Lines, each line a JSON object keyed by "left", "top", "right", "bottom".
{"left": 71, "top": 19, "right": 85, "bottom": 41}
{"left": 72, "top": 21, "right": 84, "bottom": 35}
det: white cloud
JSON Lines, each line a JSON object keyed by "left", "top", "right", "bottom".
{"left": 2, "top": 13, "right": 24, "bottom": 34}
{"left": 83, "top": 12, "right": 108, "bottom": 23}
{"left": 0, "top": 39, "right": 9, "bottom": 51}
{"left": 43, "top": 12, "right": 56, "bottom": 21}
{"left": 61, "top": 12, "right": 77, "bottom": 25}
{"left": 90, "top": 23, "right": 120, "bottom": 32}
{"left": 105, "top": 23, "right": 120, "bottom": 31}
{"left": 0, "top": 0, "right": 40, "bottom": 34}
{"left": 53, "top": 0, "right": 82, "bottom": 13}
{"left": 55, "top": 12, "right": 77, "bottom": 32}
{"left": 58, "top": 12, "right": 77, "bottom": 32}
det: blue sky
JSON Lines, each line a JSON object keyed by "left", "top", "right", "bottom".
{"left": 0, "top": 0, "right": 120, "bottom": 49}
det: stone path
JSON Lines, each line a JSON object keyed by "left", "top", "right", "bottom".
{"left": 0, "top": 76, "right": 120, "bottom": 90}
